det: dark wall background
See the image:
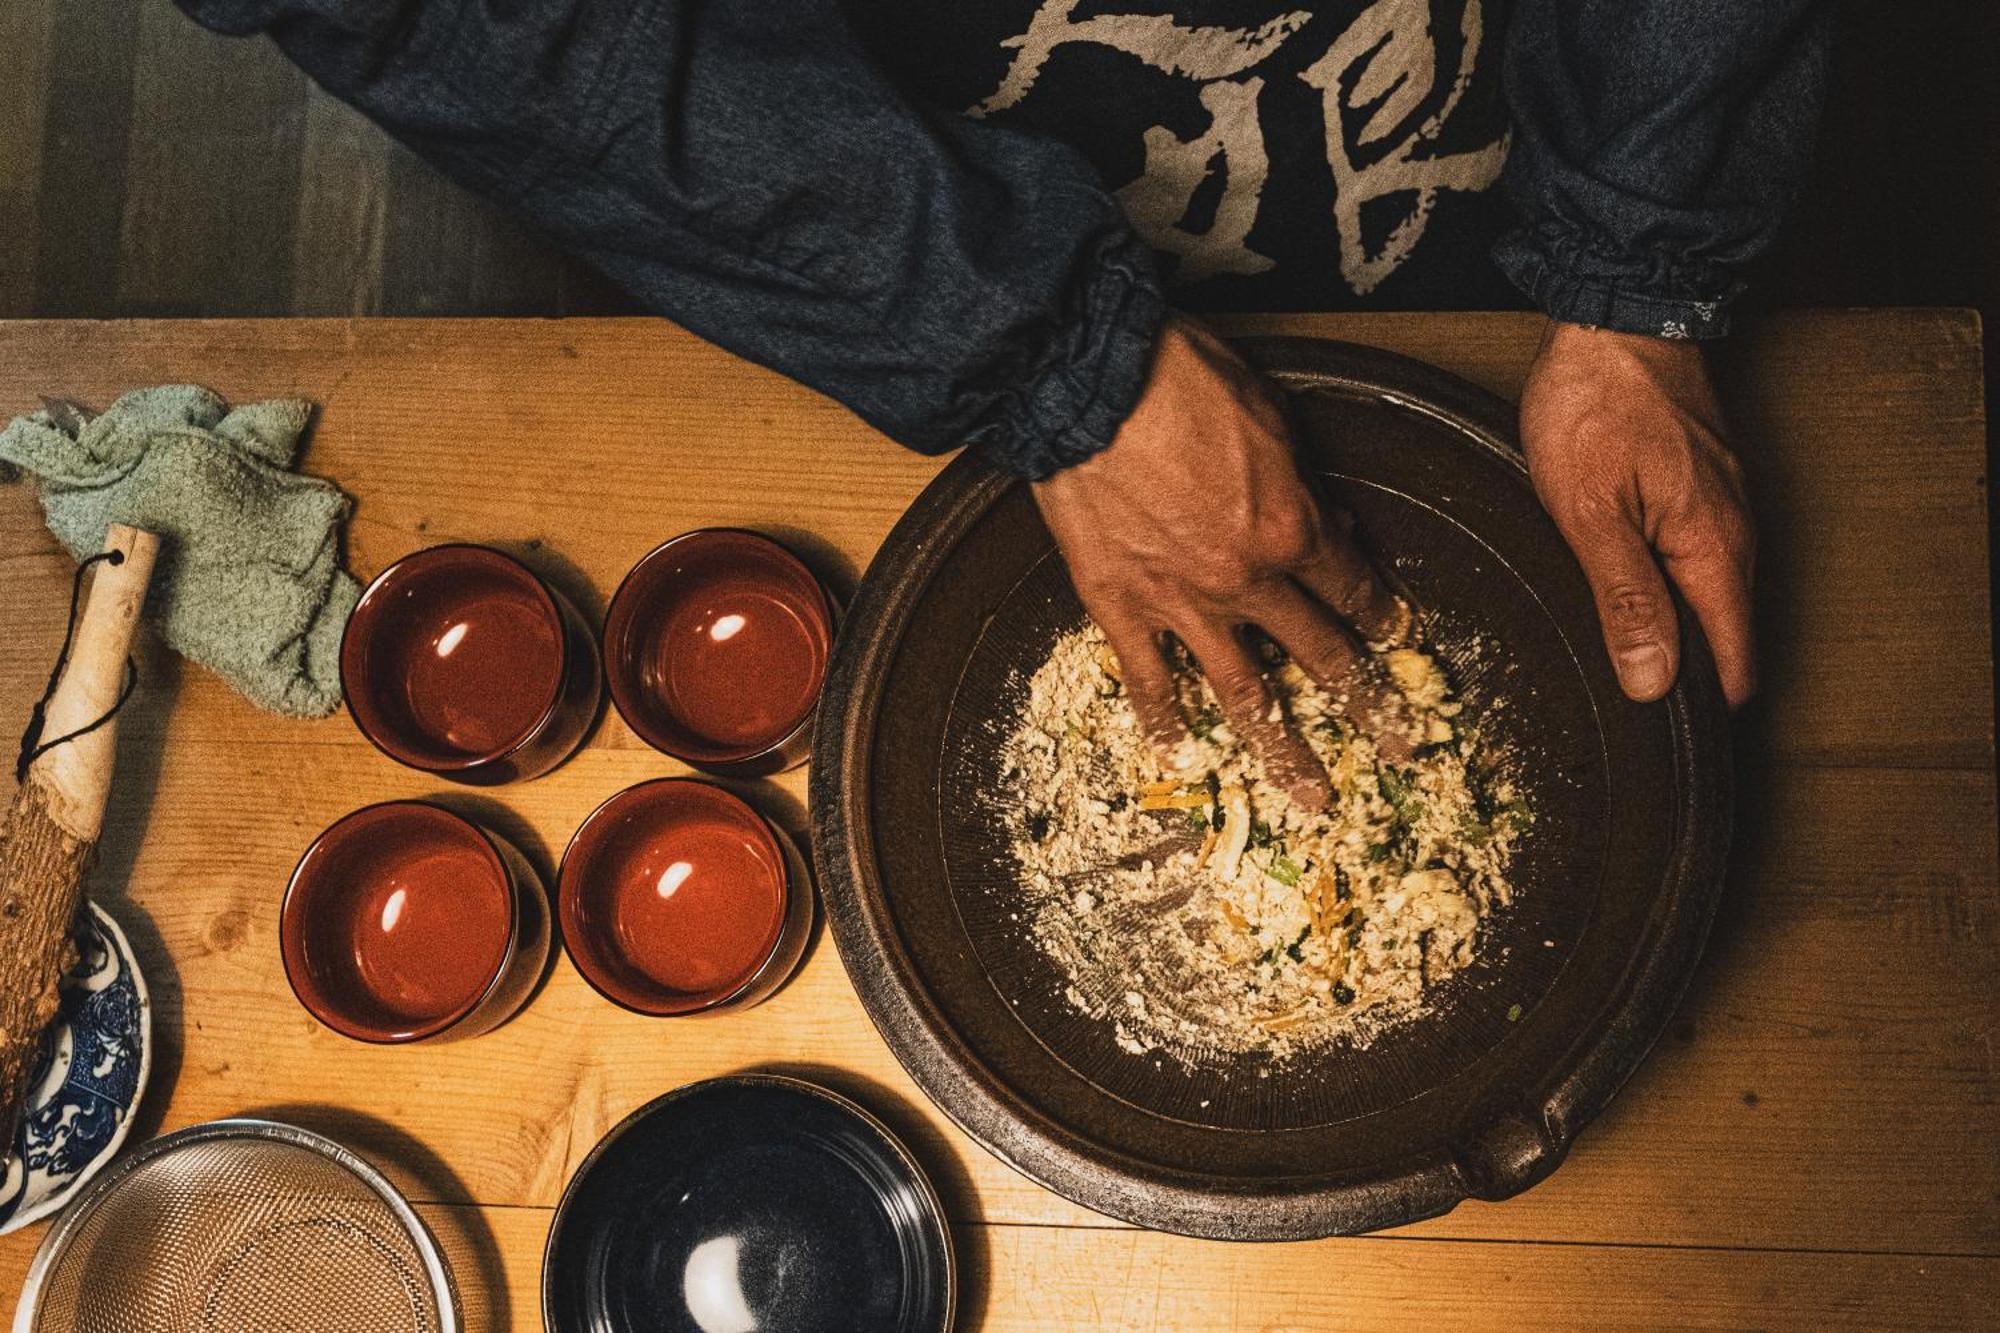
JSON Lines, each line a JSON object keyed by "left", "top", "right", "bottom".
{"left": 1, "top": 0, "right": 1992, "bottom": 323}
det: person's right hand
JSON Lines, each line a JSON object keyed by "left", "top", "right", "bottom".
{"left": 1518, "top": 321, "right": 1757, "bottom": 708}
{"left": 1032, "top": 316, "right": 1409, "bottom": 808}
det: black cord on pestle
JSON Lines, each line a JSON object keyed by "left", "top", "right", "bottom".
{"left": 14, "top": 549, "right": 139, "bottom": 783}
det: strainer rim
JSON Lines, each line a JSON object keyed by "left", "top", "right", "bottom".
{"left": 11, "top": 1117, "right": 459, "bottom": 1333}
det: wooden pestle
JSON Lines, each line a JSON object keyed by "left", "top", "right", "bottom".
{"left": 0, "top": 525, "right": 158, "bottom": 1137}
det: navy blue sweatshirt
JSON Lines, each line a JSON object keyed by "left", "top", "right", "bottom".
{"left": 177, "top": 0, "right": 1832, "bottom": 478}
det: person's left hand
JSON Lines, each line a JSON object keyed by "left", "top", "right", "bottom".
{"left": 1518, "top": 319, "right": 1757, "bottom": 708}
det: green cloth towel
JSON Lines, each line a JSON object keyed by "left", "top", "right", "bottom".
{"left": 0, "top": 385, "right": 358, "bottom": 718}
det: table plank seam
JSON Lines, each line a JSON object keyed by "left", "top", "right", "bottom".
{"left": 970, "top": 1220, "right": 2000, "bottom": 1261}
{"left": 10, "top": 728, "right": 1992, "bottom": 775}
{"left": 403, "top": 1199, "right": 2000, "bottom": 1263}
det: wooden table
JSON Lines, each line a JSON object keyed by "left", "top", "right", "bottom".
{"left": 0, "top": 312, "right": 1993, "bottom": 1330}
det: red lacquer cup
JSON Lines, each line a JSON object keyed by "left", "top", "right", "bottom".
{"left": 558, "top": 779, "right": 812, "bottom": 1017}
{"left": 282, "top": 801, "right": 551, "bottom": 1043}
{"left": 342, "top": 544, "right": 601, "bottom": 785}
{"left": 603, "top": 530, "right": 835, "bottom": 777}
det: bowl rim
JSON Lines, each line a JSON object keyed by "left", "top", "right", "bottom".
{"left": 601, "top": 528, "right": 836, "bottom": 767}
{"left": 280, "top": 799, "right": 526, "bottom": 1044}
{"left": 556, "top": 777, "right": 795, "bottom": 1017}
{"left": 540, "top": 1073, "right": 956, "bottom": 1333}
{"left": 12, "top": 1117, "right": 460, "bottom": 1333}
{"left": 339, "top": 542, "right": 577, "bottom": 774}
{"left": 0, "top": 901, "right": 152, "bottom": 1237}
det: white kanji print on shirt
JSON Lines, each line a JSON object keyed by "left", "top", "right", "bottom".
{"left": 970, "top": 0, "right": 1508, "bottom": 294}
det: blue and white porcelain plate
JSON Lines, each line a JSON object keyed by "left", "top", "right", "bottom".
{"left": 0, "top": 901, "right": 150, "bottom": 1234}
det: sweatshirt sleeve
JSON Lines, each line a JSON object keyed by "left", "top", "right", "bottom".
{"left": 1493, "top": 0, "right": 1834, "bottom": 339}
{"left": 177, "top": 0, "right": 1166, "bottom": 478}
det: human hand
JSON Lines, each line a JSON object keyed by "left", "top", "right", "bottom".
{"left": 1032, "top": 316, "right": 1410, "bottom": 807}
{"left": 1518, "top": 320, "right": 1756, "bottom": 708}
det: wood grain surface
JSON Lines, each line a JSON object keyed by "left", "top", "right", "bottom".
{"left": 0, "top": 311, "right": 1992, "bottom": 1330}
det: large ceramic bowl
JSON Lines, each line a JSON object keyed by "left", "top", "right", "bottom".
{"left": 811, "top": 338, "right": 1731, "bottom": 1239}
{"left": 0, "top": 901, "right": 151, "bottom": 1234}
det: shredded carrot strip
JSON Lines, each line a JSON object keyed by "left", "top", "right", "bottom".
{"left": 1193, "top": 826, "right": 1219, "bottom": 870}
{"left": 1139, "top": 792, "right": 1211, "bottom": 811}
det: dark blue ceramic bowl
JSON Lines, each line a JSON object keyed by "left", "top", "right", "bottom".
{"left": 544, "top": 1075, "right": 954, "bottom": 1333}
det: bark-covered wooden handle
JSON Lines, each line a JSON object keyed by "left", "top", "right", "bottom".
{"left": 0, "top": 525, "right": 160, "bottom": 1136}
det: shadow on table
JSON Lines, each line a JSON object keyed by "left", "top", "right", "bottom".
{"left": 427, "top": 790, "right": 568, "bottom": 1011}
{"left": 743, "top": 1060, "right": 993, "bottom": 1333}
{"left": 495, "top": 537, "right": 608, "bottom": 628}
{"left": 707, "top": 775, "right": 832, "bottom": 979}
{"left": 88, "top": 635, "right": 188, "bottom": 1149}
{"left": 1581, "top": 718, "right": 1777, "bottom": 1142}
{"left": 490, "top": 537, "right": 617, "bottom": 750}
{"left": 236, "top": 1102, "right": 512, "bottom": 1333}
{"left": 760, "top": 524, "right": 863, "bottom": 607}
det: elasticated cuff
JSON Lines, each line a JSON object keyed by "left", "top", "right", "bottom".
{"left": 1494, "top": 230, "right": 1737, "bottom": 341}
{"left": 975, "top": 232, "right": 1169, "bottom": 481}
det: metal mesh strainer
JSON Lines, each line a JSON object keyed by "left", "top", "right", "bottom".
{"left": 14, "top": 1119, "right": 458, "bottom": 1333}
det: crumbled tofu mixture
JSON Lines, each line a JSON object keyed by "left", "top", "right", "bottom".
{"left": 997, "top": 626, "right": 1526, "bottom": 1063}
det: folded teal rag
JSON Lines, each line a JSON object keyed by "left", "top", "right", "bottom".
{"left": 0, "top": 385, "right": 358, "bottom": 718}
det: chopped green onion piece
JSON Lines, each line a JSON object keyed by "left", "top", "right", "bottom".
{"left": 1379, "top": 767, "right": 1425, "bottom": 829}
{"left": 1507, "top": 1003, "right": 1523, "bottom": 1022}
{"left": 1269, "top": 854, "right": 1303, "bottom": 887}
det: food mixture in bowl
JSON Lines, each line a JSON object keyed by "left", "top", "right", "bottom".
{"left": 998, "top": 625, "right": 1527, "bottom": 1065}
